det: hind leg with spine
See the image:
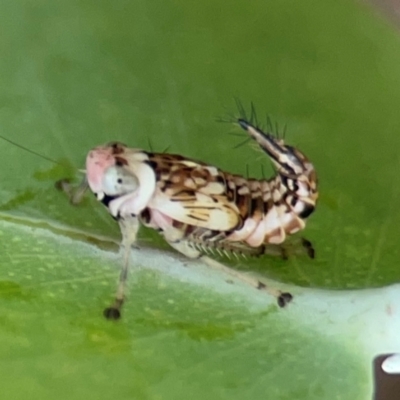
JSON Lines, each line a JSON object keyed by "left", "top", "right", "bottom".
{"left": 163, "top": 227, "right": 292, "bottom": 307}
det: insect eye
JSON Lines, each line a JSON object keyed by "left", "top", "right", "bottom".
{"left": 102, "top": 165, "right": 139, "bottom": 196}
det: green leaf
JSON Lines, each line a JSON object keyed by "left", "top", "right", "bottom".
{"left": 0, "top": 0, "right": 399, "bottom": 398}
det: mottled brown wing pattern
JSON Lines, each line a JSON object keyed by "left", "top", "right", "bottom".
{"left": 144, "top": 151, "right": 302, "bottom": 244}
{"left": 145, "top": 153, "right": 241, "bottom": 231}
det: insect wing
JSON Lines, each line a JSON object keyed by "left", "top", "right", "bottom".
{"left": 151, "top": 190, "right": 240, "bottom": 230}
{"left": 147, "top": 154, "right": 240, "bottom": 231}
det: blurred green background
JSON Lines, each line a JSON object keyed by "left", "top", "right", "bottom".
{"left": 0, "top": 0, "right": 399, "bottom": 398}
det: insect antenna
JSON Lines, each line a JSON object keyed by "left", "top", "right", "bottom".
{"left": 0, "top": 134, "right": 62, "bottom": 166}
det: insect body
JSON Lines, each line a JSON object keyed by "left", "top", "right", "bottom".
{"left": 59, "top": 113, "right": 318, "bottom": 319}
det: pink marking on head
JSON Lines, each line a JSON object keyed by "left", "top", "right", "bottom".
{"left": 86, "top": 146, "right": 116, "bottom": 193}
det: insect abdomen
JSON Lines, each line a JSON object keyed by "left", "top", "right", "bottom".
{"left": 223, "top": 118, "right": 318, "bottom": 247}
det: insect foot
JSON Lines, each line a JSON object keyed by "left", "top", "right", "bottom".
{"left": 257, "top": 281, "right": 293, "bottom": 308}
{"left": 301, "top": 238, "right": 315, "bottom": 259}
{"left": 202, "top": 256, "right": 292, "bottom": 308}
{"left": 103, "top": 299, "right": 124, "bottom": 320}
{"left": 277, "top": 292, "right": 293, "bottom": 308}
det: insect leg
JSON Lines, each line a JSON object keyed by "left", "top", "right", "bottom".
{"left": 162, "top": 228, "right": 292, "bottom": 308}
{"left": 163, "top": 227, "right": 203, "bottom": 259}
{"left": 55, "top": 176, "right": 89, "bottom": 205}
{"left": 264, "top": 238, "right": 315, "bottom": 260}
{"left": 200, "top": 256, "right": 292, "bottom": 307}
{"left": 103, "top": 216, "right": 140, "bottom": 320}
{"left": 301, "top": 238, "right": 315, "bottom": 259}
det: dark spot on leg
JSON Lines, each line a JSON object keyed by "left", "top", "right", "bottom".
{"left": 257, "top": 281, "right": 266, "bottom": 290}
{"left": 103, "top": 307, "right": 121, "bottom": 320}
{"left": 103, "top": 298, "right": 124, "bottom": 320}
{"left": 277, "top": 292, "right": 293, "bottom": 307}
